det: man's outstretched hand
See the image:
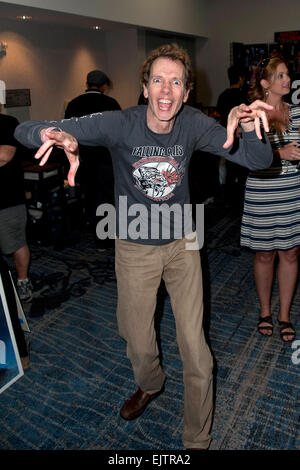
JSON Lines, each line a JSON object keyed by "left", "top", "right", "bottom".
{"left": 223, "top": 100, "right": 274, "bottom": 149}
{"left": 35, "top": 128, "right": 79, "bottom": 187}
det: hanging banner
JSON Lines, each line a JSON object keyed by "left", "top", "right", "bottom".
{"left": 274, "top": 31, "right": 300, "bottom": 43}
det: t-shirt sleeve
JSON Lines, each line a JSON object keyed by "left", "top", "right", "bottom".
{"left": 192, "top": 111, "right": 273, "bottom": 171}
{"left": 14, "top": 111, "right": 124, "bottom": 149}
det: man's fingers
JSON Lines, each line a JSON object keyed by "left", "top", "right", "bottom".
{"left": 223, "top": 123, "right": 235, "bottom": 149}
{"left": 223, "top": 100, "right": 274, "bottom": 148}
{"left": 223, "top": 136, "right": 234, "bottom": 149}
{"left": 254, "top": 116, "right": 262, "bottom": 140}
{"left": 39, "top": 146, "right": 54, "bottom": 166}
{"left": 35, "top": 129, "right": 80, "bottom": 186}
{"left": 67, "top": 159, "right": 80, "bottom": 186}
{"left": 44, "top": 130, "right": 64, "bottom": 142}
{"left": 257, "top": 110, "right": 270, "bottom": 133}
{"left": 239, "top": 104, "right": 252, "bottom": 114}
{"left": 250, "top": 100, "right": 274, "bottom": 111}
{"left": 34, "top": 139, "right": 55, "bottom": 160}
{"left": 43, "top": 130, "right": 78, "bottom": 153}
{"left": 65, "top": 151, "right": 80, "bottom": 186}
{"left": 45, "top": 131, "right": 78, "bottom": 152}
{"left": 67, "top": 169, "right": 75, "bottom": 187}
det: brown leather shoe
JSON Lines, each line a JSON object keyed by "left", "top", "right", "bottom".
{"left": 21, "top": 355, "right": 30, "bottom": 370}
{"left": 120, "top": 387, "right": 161, "bottom": 420}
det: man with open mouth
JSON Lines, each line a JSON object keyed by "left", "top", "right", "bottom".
{"left": 15, "top": 43, "right": 273, "bottom": 450}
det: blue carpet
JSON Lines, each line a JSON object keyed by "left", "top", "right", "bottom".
{"left": 0, "top": 205, "right": 299, "bottom": 450}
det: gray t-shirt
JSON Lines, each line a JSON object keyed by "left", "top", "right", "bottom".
{"left": 15, "top": 105, "right": 272, "bottom": 245}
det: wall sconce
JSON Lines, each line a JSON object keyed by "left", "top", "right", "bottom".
{"left": 0, "top": 42, "right": 8, "bottom": 57}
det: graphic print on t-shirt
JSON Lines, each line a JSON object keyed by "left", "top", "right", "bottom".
{"left": 132, "top": 145, "right": 185, "bottom": 201}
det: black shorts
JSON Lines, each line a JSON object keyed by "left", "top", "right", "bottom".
{"left": 0, "top": 204, "right": 27, "bottom": 255}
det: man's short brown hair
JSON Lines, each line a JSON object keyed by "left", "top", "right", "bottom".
{"left": 140, "top": 43, "right": 194, "bottom": 92}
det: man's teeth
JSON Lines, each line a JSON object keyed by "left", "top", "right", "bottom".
{"left": 159, "top": 100, "right": 172, "bottom": 109}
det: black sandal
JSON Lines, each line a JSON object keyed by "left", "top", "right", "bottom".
{"left": 277, "top": 321, "right": 296, "bottom": 342}
{"left": 257, "top": 315, "right": 273, "bottom": 336}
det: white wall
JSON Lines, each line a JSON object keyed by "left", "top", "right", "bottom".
{"left": 3, "top": 0, "right": 300, "bottom": 119}
{"left": 5, "top": 0, "right": 209, "bottom": 37}
{"left": 0, "top": 0, "right": 207, "bottom": 121}
{"left": 0, "top": 18, "right": 140, "bottom": 120}
{"left": 105, "top": 28, "right": 141, "bottom": 108}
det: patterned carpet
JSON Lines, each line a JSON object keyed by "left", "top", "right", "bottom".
{"left": 0, "top": 203, "right": 299, "bottom": 450}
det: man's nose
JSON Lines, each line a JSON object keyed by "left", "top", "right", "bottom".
{"left": 161, "top": 80, "right": 171, "bottom": 92}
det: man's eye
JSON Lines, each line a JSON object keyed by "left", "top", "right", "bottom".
{"left": 173, "top": 80, "right": 181, "bottom": 85}
{"left": 153, "top": 78, "right": 161, "bottom": 83}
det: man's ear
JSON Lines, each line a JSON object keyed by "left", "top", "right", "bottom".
{"left": 143, "top": 84, "right": 149, "bottom": 99}
{"left": 183, "top": 88, "right": 190, "bottom": 103}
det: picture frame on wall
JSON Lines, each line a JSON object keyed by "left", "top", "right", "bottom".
{"left": 0, "top": 274, "right": 24, "bottom": 394}
{"left": 4, "top": 89, "right": 31, "bottom": 108}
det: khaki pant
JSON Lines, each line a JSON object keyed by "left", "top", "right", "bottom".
{"left": 115, "top": 236, "right": 213, "bottom": 449}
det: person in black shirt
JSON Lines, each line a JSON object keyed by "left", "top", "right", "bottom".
{"left": 217, "top": 65, "right": 247, "bottom": 127}
{"left": 0, "top": 111, "right": 32, "bottom": 304}
{"left": 0, "top": 110, "right": 31, "bottom": 370}
{"left": 65, "top": 70, "right": 121, "bottom": 248}
{"left": 217, "top": 65, "right": 249, "bottom": 210}
{"left": 64, "top": 70, "right": 121, "bottom": 118}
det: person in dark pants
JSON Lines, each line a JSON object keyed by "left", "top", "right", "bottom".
{"left": 65, "top": 70, "right": 121, "bottom": 249}
{"left": 217, "top": 65, "right": 249, "bottom": 211}
{"left": 0, "top": 111, "right": 33, "bottom": 302}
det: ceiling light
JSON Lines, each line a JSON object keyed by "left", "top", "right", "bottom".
{"left": 92, "top": 26, "right": 102, "bottom": 30}
{"left": 16, "top": 15, "right": 32, "bottom": 20}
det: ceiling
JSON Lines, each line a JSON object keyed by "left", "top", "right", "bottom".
{"left": 0, "top": 1, "right": 134, "bottom": 32}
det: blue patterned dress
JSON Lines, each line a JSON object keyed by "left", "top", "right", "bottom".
{"left": 240, "top": 104, "right": 300, "bottom": 251}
